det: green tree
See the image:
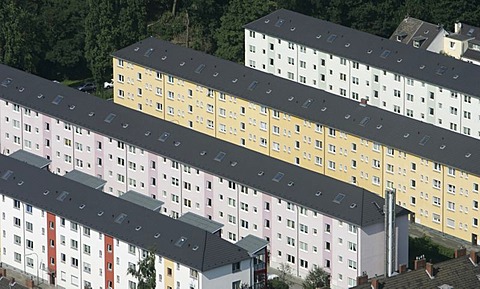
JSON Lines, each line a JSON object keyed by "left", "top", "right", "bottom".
{"left": 214, "top": 0, "right": 276, "bottom": 62}
{"left": 85, "top": 0, "right": 148, "bottom": 86}
{"left": 127, "top": 249, "right": 156, "bottom": 289}
{"left": 0, "top": 0, "right": 40, "bottom": 72}
{"left": 39, "top": 0, "right": 88, "bottom": 79}
{"left": 277, "top": 263, "right": 294, "bottom": 286}
{"left": 302, "top": 267, "right": 330, "bottom": 289}
{"left": 117, "top": 0, "right": 148, "bottom": 49}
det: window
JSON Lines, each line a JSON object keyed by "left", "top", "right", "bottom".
{"left": 71, "top": 257, "right": 79, "bottom": 268}
{"left": 348, "top": 259, "right": 357, "bottom": 270}
{"left": 433, "top": 196, "right": 441, "bottom": 206}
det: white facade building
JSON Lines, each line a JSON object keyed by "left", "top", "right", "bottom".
{"left": 0, "top": 155, "right": 252, "bottom": 289}
{"left": 0, "top": 65, "right": 409, "bottom": 289}
{"left": 244, "top": 9, "right": 480, "bottom": 139}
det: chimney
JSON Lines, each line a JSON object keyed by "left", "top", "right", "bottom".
{"left": 356, "top": 273, "right": 368, "bottom": 285}
{"left": 360, "top": 98, "right": 368, "bottom": 106}
{"left": 9, "top": 277, "right": 16, "bottom": 286}
{"left": 371, "top": 278, "right": 380, "bottom": 289}
{"left": 470, "top": 250, "right": 478, "bottom": 265}
{"left": 26, "top": 277, "right": 34, "bottom": 289}
{"left": 414, "top": 256, "right": 426, "bottom": 270}
{"left": 455, "top": 247, "right": 467, "bottom": 258}
{"left": 454, "top": 21, "right": 462, "bottom": 34}
{"left": 398, "top": 264, "right": 407, "bottom": 273}
{"left": 426, "top": 262, "right": 435, "bottom": 278}
{"left": 0, "top": 267, "right": 6, "bottom": 278}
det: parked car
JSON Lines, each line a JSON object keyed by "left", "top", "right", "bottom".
{"left": 77, "top": 82, "right": 96, "bottom": 93}
{"left": 104, "top": 79, "right": 114, "bottom": 89}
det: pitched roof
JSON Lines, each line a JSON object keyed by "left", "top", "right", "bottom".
{"left": 390, "top": 17, "right": 443, "bottom": 48}
{"left": 458, "top": 23, "right": 480, "bottom": 39}
{"left": 9, "top": 149, "right": 51, "bottom": 169}
{"left": 463, "top": 49, "right": 480, "bottom": 62}
{"left": 64, "top": 169, "right": 106, "bottom": 190}
{"left": 111, "top": 38, "right": 480, "bottom": 178}
{"left": 0, "top": 64, "right": 407, "bottom": 227}
{"left": 119, "top": 190, "right": 164, "bottom": 212}
{"left": 244, "top": 9, "right": 480, "bottom": 98}
{"left": 353, "top": 253, "right": 480, "bottom": 289}
{"left": 0, "top": 155, "right": 250, "bottom": 271}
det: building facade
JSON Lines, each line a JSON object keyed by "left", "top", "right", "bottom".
{"left": 244, "top": 9, "right": 480, "bottom": 139}
{"left": 110, "top": 38, "right": 480, "bottom": 245}
{"left": 0, "top": 65, "right": 409, "bottom": 289}
{"left": 0, "top": 155, "right": 252, "bottom": 289}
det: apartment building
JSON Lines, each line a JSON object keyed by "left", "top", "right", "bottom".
{"left": 0, "top": 154, "right": 252, "bottom": 289}
{"left": 390, "top": 17, "right": 446, "bottom": 53}
{"left": 0, "top": 65, "right": 409, "bottom": 289}
{"left": 110, "top": 37, "right": 480, "bottom": 245}
{"left": 243, "top": 9, "right": 480, "bottom": 139}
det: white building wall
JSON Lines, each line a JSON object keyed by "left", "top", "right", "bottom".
{"left": 0, "top": 195, "right": 48, "bottom": 283}
{"left": 0, "top": 98, "right": 402, "bottom": 285}
{"left": 200, "top": 259, "right": 251, "bottom": 289}
{"left": 244, "top": 28, "right": 480, "bottom": 140}
{"left": 0, "top": 194, "right": 251, "bottom": 289}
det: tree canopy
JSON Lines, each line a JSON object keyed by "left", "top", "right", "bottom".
{"left": 127, "top": 249, "right": 156, "bottom": 289}
{"left": 1, "top": 0, "right": 479, "bottom": 80}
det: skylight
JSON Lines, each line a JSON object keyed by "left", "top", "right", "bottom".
{"left": 326, "top": 34, "right": 337, "bottom": 43}
{"left": 52, "top": 95, "right": 64, "bottom": 105}
{"left": 1, "top": 170, "right": 13, "bottom": 180}
{"left": 248, "top": 81, "right": 258, "bottom": 91}
{"left": 272, "top": 172, "right": 284, "bottom": 182}
{"left": 359, "top": 117, "right": 371, "bottom": 127}
{"left": 302, "top": 99, "right": 313, "bottom": 108}
{"left": 419, "top": 135, "right": 430, "bottom": 146}
{"left": 57, "top": 191, "right": 69, "bottom": 202}
{"left": 175, "top": 236, "right": 187, "bottom": 247}
{"left": 158, "top": 132, "right": 170, "bottom": 142}
{"left": 194, "top": 64, "right": 206, "bottom": 74}
{"left": 436, "top": 66, "right": 447, "bottom": 75}
{"left": 333, "top": 193, "right": 346, "bottom": 204}
{"left": 275, "top": 19, "right": 285, "bottom": 27}
{"left": 144, "top": 48, "right": 154, "bottom": 57}
{"left": 0, "top": 78, "right": 12, "bottom": 87}
{"left": 114, "top": 213, "right": 128, "bottom": 224}
{"left": 104, "top": 113, "right": 116, "bottom": 123}
{"left": 380, "top": 50, "right": 391, "bottom": 59}
{"left": 214, "top": 152, "right": 226, "bottom": 162}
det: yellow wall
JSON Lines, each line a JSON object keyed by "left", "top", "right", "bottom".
{"left": 164, "top": 258, "right": 174, "bottom": 289}
{"left": 113, "top": 57, "right": 480, "bottom": 244}
{"left": 443, "top": 37, "right": 466, "bottom": 59}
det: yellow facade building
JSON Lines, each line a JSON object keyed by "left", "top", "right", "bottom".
{"left": 112, "top": 37, "right": 480, "bottom": 244}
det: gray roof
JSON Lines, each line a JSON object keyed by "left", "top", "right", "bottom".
{"left": 353, "top": 253, "right": 480, "bottom": 289}
{"left": 178, "top": 212, "right": 223, "bottom": 234}
{"left": 244, "top": 9, "right": 480, "bottom": 98}
{"left": 463, "top": 49, "right": 480, "bottom": 62}
{"left": 236, "top": 235, "right": 269, "bottom": 256}
{"left": 458, "top": 23, "right": 480, "bottom": 39}
{"left": 0, "top": 64, "right": 408, "bottom": 227}
{"left": 390, "top": 17, "right": 443, "bottom": 48}
{"left": 119, "top": 190, "right": 164, "bottom": 212}
{"left": 111, "top": 38, "right": 480, "bottom": 178}
{"left": 0, "top": 154, "right": 250, "bottom": 271}
{"left": 64, "top": 169, "right": 107, "bottom": 190}
{"left": 446, "top": 33, "right": 473, "bottom": 41}
{"left": 9, "top": 149, "right": 51, "bottom": 169}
